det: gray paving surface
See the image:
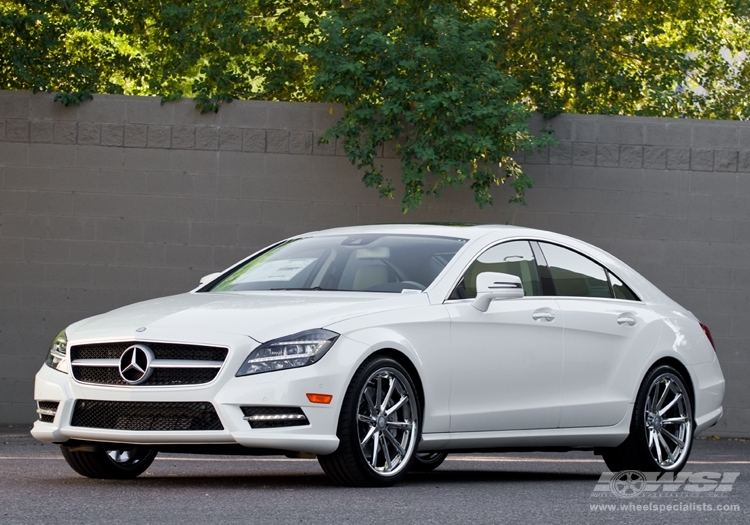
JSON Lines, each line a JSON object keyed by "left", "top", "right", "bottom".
{"left": 1, "top": 427, "right": 748, "bottom": 524}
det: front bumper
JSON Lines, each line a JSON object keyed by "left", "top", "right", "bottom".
{"left": 30, "top": 335, "right": 368, "bottom": 456}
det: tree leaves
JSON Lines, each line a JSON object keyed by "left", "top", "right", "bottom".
{"left": 309, "top": 2, "right": 552, "bottom": 211}
{"left": 2, "top": 0, "right": 750, "bottom": 210}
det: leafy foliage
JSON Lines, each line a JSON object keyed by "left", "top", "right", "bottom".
{"left": 2, "top": 1, "right": 750, "bottom": 209}
{"left": 309, "top": 2, "right": 552, "bottom": 211}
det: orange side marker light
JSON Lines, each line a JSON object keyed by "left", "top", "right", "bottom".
{"left": 306, "top": 393, "right": 333, "bottom": 404}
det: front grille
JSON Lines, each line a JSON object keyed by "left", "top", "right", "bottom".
{"left": 73, "top": 366, "right": 220, "bottom": 386}
{"left": 70, "top": 341, "right": 228, "bottom": 387}
{"left": 70, "top": 343, "right": 228, "bottom": 362}
{"left": 240, "top": 406, "right": 309, "bottom": 429}
{"left": 71, "top": 400, "right": 223, "bottom": 431}
{"left": 37, "top": 401, "right": 59, "bottom": 423}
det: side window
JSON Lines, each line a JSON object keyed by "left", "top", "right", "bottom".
{"left": 453, "top": 241, "right": 542, "bottom": 299}
{"left": 538, "top": 243, "right": 612, "bottom": 298}
{"left": 609, "top": 272, "right": 640, "bottom": 301}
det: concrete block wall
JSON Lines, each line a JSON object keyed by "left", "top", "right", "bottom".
{"left": 0, "top": 91, "right": 748, "bottom": 436}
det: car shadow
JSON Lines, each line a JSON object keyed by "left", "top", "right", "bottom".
{"left": 36, "top": 468, "right": 602, "bottom": 490}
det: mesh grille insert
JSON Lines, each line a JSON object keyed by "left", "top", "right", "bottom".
{"left": 71, "top": 400, "right": 223, "bottom": 431}
{"left": 72, "top": 366, "right": 220, "bottom": 386}
{"left": 70, "top": 342, "right": 228, "bottom": 387}
{"left": 70, "top": 343, "right": 228, "bottom": 362}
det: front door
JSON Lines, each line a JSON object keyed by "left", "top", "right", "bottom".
{"left": 446, "top": 240, "right": 564, "bottom": 432}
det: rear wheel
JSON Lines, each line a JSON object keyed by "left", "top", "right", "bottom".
{"left": 602, "top": 365, "right": 693, "bottom": 473}
{"left": 318, "top": 356, "right": 421, "bottom": 487}
{"left": 61, "top": 445, "right": 157, "bottom": 479}
{"left": 411, "top": 452, "right": 448, "bottom": 472}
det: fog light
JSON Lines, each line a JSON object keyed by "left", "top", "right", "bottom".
{"left": 36, "top": 401, "right": 59, "bottom": 423}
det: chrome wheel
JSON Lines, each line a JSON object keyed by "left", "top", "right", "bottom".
{"left": 356, "top": 367, "right": 418, "bottom": 477}
{"left": 644, "top": 372, "right": 692, "bottom": 469}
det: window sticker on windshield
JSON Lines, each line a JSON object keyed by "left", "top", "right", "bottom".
{"left": 242, "top": 258, "right": 318, "bottom": 282}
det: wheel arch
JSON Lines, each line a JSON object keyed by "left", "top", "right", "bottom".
{"left": 364, "top": 348, "right": 426, "bottom": 416}
{"left": 641, "top": 356, "right": 696, "bottom": 417}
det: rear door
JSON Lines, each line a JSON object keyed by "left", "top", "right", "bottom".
{"left": 535, "top": 242, "right": 661, "bottom": 428}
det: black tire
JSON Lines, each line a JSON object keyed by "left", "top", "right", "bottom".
{"left": 61, "top": 445, "right": 157, "bottom": 479}
{"left": 318, "top": 356, "right": 421, "bottom": 487}
{"left": 602, "top": 365, "right": 694, "bottom": 474}
{"left": 411, "top": 452, "right": 448, "bottom": 472}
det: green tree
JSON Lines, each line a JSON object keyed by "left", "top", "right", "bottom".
{"left": 309, "top": 2, "right": 551, "bottom": 211}
{"left": 2, "top": 1, "right": 750, "bottom": 209}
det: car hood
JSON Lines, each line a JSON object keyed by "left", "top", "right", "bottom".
{"left": 68, "top": 291, "right": 428, "bottom": 343}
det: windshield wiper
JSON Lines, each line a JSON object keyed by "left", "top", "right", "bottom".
{"left": 270, "top": 287, "right": 329, "bottom": 291}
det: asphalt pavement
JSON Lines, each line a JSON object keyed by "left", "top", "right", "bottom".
{"left": 1, "top": 426, "right": 748, "bottom": 524}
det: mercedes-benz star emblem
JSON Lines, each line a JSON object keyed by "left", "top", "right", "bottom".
{"left": 119, "top": 344, "right": 155, "bottom": 385}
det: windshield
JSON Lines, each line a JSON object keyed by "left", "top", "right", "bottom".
{"left": 208, "top": 234, "right": 467, "bottom": 293}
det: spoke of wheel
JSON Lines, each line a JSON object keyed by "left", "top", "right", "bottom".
{"left": 380, "top": 377, "right": 396, "bottom": 412}
{"left": 385, "top": 395, "right": 408, "bottom": 417}
{"left": 648, "top": 429, "right": 655, "bottom": 449}
{"left": 381, "top": 434, "right": 392, "bottom": 471}
{"left": 655, "top": 379, "right": 673, "bottom": 411}
{"left": 361, "top": 425, "right": 377, "bottom": 447}
{"left": 661, "top": 428, "right": 685, "bottom": 448}
{"left": 371, "top": 431, "right": 380, "bottom": 467}
{"left": 652, "top": 431, "right": 664, "bottom": 464}
{"left": 386, "top": 420, "right": 411, "bottom": 430}
{"left": 364, "top": 390, "right": 377, "bottom": 417}
{"left": 658, "top": 433, "right": 676, "bottom": 464}
{"left": 384, "top": 429, "right": 406, "bottom": 457}
{"left": 358, "top": 414, "right": 375, "bottom": 424}
{"left": 658, "top": 393, "right": 682, "bottom": 416}
{"left": 375, "top": 375, "right": 383, "bottom": 412}
{"left": 662, "top": 415, "right": 688, "bottom": 425}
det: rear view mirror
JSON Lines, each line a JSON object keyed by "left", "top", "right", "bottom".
{"left": 472, "top": 272, "right": 524, "bottom": 312}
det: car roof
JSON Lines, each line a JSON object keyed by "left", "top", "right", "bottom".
{"left": 304, "top": 223, "right": 524, "bottom": 241}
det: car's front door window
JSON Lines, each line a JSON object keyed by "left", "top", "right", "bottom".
{"left": 451, "top": 240, "right": 542, "bottom": 299}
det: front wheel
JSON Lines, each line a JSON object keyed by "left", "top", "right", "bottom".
{"left": 318, "top": 356, "right": 421, "bottom": 487}
{"left": 61, "top": 445, "right": 157, "bottom": 479}
{"left": 602, "top": 365, "right": 694, "bottom": 474}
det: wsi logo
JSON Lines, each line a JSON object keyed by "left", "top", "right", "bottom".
{"left": 593, "top": 471, "right": 740, "bottom": 498}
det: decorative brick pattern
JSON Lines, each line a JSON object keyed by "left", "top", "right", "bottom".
{"left": 29, "top": 120, "right": 52, "bottom": 143}
{"left": 2, "top": 115, "right": 748, "bottom": 175}
{"left": 77, "top": 122, "right": 101, "bottom": 145}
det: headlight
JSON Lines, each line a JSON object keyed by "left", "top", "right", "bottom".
{"left": 236, "top": 329, "right": 339, "bottom": 377}
{"left": 45, "top": 329, "right": 67, "bottom": 373}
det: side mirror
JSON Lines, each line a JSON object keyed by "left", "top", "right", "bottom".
{"left": 472, "top": 272, "right": 524, "bottom": 312}
{"left": 199, "top": 272, "right": 222, "bottom": 286}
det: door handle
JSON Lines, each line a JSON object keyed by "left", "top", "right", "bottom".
{"left": 617, "top": 313, "right": 637, "bottom": 326}
{"left": 532, "top": 311, "right": 556, "bottom": 322}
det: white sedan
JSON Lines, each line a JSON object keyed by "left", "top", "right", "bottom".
{"left": 32, "top": 224, "right": 725, "bottom": 486}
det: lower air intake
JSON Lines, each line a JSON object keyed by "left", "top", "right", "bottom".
{"left": 71, "top": 400, "right": 223, "bottom": 431}
{"left": 240, "top": 406, "right": 309, "bottom": 429}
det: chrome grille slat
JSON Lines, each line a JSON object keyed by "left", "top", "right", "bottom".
{"left": 69, "top": 342, "right": 228, "bottom": 387}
